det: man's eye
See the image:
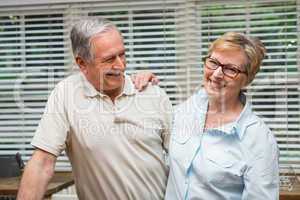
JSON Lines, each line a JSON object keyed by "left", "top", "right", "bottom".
{"left": 103, "top": 57, "right": 114, "bottom": 63}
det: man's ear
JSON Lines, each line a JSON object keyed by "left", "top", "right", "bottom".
{"left": 76, "top": 56, "right": 88, "bottom": 74}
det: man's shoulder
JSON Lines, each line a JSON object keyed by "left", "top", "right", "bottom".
{"left": 59, "top": 72, "right": 81, "bottom": 85}
{"left": 54, "top": 72, "right": 82, "bottom": 90}
{"left": 137, "top": 84, "right": 168, "bottom": 97}
{"left": 134, "top": 85, "right": 172, "bottom": 112}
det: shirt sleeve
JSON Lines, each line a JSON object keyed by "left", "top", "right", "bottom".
{"left": 31, "top": 83, "right": 70, "bottom": 156}
{"left": 242, "top": 129, "right": 280, "bottom": 200}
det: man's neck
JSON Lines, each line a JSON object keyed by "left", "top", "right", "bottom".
{"left": 102, "top": 87, "right": 123, "bottom": 103}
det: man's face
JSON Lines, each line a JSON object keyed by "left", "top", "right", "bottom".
{"left": 77, "top": 28, "right": 126, "bottom": 96}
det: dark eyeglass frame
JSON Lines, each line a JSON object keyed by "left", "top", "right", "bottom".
{"left": 203, "top": 56, "right": 247, "bottom": 79}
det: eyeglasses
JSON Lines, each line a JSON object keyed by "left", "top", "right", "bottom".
{"left": 203, "top": 56, "right": 247, "bottom": 79}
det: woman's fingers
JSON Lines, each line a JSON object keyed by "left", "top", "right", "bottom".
{"left": 131, "top": 71, "right": 158, "bottom": 91}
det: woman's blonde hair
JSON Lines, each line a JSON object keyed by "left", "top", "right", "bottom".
{"left": 208, "top": 32, "right": 266, "bottom": 85}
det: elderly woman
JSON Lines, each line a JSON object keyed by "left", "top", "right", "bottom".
{"left": 134, "top": 32, "right": 279, "bottom": 199}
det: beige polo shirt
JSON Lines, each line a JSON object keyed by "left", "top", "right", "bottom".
{"left": 31, "top": 72, "right": 172, "bottom": 200}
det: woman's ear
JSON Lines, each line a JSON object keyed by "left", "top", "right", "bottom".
{"left": 241, "top": 77, "right": 249, "bottom": 88}
{"left": 76, "top": 56, "right": 88, "bottom": 74}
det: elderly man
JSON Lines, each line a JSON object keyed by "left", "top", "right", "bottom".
{"left": 17, "top": 18, "right": 172, "bottom": 200}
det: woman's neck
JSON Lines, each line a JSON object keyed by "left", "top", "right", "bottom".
{"left": 207, "top": 96, "right": 243, "bottom": 114}
{"left": 205, "top": 96, "right": 244, "bottom": 129}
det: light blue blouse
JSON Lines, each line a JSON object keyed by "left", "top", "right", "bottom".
{"left": 165, "top": 89, "right": 279, "bottom": 200}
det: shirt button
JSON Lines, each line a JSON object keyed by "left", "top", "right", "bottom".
{"left": 185, "top": 178, "right": 188, "bottom": 184}
{"left": 114, "top": 105, "right": 120, "bottom": 111}
{"left": 185, "top": 161, "right": 190, "bottom": 170}
{"left": 185, "top": 159, "right": 190, "bottom": 165}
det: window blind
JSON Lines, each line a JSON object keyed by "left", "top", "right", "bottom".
{"left": 197, "top": 0, "right": 300, "bottom": 173}
{"left": 0, "top": 0, "right": 299, "bottom": 174}
{"left": 0, "top": 5, "right": 72, "bottom": 169}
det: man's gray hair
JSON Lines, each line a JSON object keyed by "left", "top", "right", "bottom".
{"left": 70, "top": 18, "right": 118, "bottom": 62}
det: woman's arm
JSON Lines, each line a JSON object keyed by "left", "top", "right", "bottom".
{"left": 242, "top": 131, "right": 280, "bottom": 200}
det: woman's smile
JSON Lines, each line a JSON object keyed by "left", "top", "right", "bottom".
{"left": 208, "top": 79, "right": 226, "bottom": 90}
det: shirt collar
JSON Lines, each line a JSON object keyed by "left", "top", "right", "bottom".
{"left": 80, "top": 72, "right": 136, "bottom": 98}
{"left": 198, "top": 90, "right": 257, "bottom": 140}
{"left": 231, "top": 93, "right": 257, "bottom": 140}
{"left": 122, "top": 75, "right": 136, "bottom": 96}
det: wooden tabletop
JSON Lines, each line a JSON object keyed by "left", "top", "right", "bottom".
{"left": 0, "top": 172, "right": 74, "bottom": 197}
{"left": 0, "top": 172, "right": 299, "bottom": 199}
{"left": 280, "top": 187, "right": 300, "bottom": 200}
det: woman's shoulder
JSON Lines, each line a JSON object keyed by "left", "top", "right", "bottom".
{"left": 241, "top": 115, "right": 278, "bottom": 158}
{"left": 174, "top": 89, "right": 207, "bottom": 114}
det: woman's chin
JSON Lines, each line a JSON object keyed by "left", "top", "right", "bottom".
{"left": 205, "top": 86, "right": 226, "bottom": 99}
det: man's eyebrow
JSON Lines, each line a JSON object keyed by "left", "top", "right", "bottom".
{"left": 100, "top": 50, "right": 126, "bottom": 61}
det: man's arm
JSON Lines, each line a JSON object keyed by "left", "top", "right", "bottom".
{"left": 17, "top": 149, "right": 57, "bottom": 200}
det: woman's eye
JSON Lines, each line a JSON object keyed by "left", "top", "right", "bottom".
{"left": 209, "top": 60, "right": 218, "bottom": 67}
{"left": 224, "top": 68, "right": 237, "bottom": 75}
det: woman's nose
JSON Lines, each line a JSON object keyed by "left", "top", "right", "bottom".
{"left": 212, "top": 66, "right": 224, "bottom": 78}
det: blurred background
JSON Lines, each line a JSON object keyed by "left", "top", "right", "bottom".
{"left": 0, "top": 0, "right": 299, "bottom": 199}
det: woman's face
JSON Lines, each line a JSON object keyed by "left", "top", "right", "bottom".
{"left": 203, "top": 49, "right": 248, "bottom": 101}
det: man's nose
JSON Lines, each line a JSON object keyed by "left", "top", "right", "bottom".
{"left": 113, "top": 55, "right": 125, "bottom": 69}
